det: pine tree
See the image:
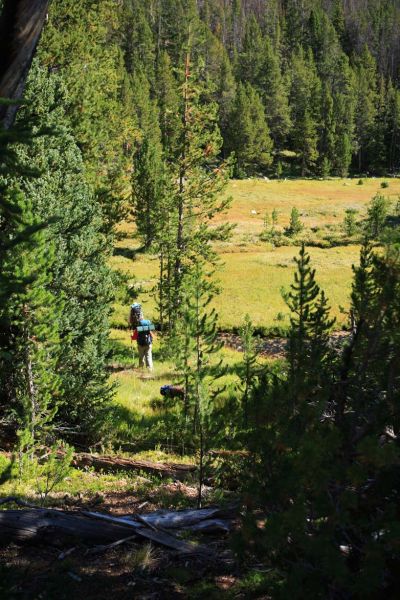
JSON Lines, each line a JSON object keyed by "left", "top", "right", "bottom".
{"left": 366, "top": 193, "right": 388, "bottom": 240}
{"left": 318, "top": 82, "right": 336, "bottom": 175}
{"left": 0, "top": 107, "right": 54, "bottom": 439}
{"left": 156, "top": 0, "right": 199, "bottom": 65}
{"left": 155, "top": 50, "right": 181, "bottom": 158}
{"left": 237, "top": 15, "right": 264, "bottom": 86}
{"left": 121, "top": 0, "right": 155, "bottom": 82}
{"left": 260, "top": 36, "right": 291, "bottom": 151}
{"left": 172, "top": 261, "right": 223, "bottom": 507}
{"left": 332, "top": 54, "right": 356, "bottom": 176}
{"left": 238, "top": 314, "right": 257, "bottom": 428}
{"left": 2, "top": 189, "right": 62, "bottom": 451}
{"left": 354, "top": 46, "right": 378, "bottom": 172}
{"left": 129, "top": 67, "right": 167, "bottom": 250}
{"left": 289, "top": 48, "right": 320, "bottom": 175}
{"left": 156, "top": 49, "right": 232, "bottom": 332}
{"left": 308, "top": 7, "right": 342, "bottom": 82}
{"left": 227, "top": 82, "right": 273, "bottom": 177}
{"left": 15, "top": 64, "right": 114, "bottom": 440}
{"left": 283, "top": 244, "right": 335, "bottom": 399}
{"left": 132, "top": 136, "right": 166, "bottom": 250}
{"left": 386, "top": 80, "right": 400, "bottom": 173}
{"left": 332, "top": 0, "right": 346, "bottom": 47}
{"left": 371, "top": 76, "right": 389, "bottom": 174}
{"left": 37, "top": 0, "right": 137, "bottom": 192}
{"left": 243, "top": 239, "right": 400, "bottom": 598}
{"left": 230, "top": 0, "right": 244, "bottom": 54}
{"left": 214, "top": 47, "right": 236, "bottom": 151}
{"left": 285, "top": 207, "right": 304, "bottom": 236}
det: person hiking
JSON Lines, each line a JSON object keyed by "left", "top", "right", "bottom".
{"left": 129, "top": 303, "right": 154, "bottom": 370}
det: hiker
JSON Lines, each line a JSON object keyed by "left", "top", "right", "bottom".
{"left": 129, "top": 303, "right": 154, "bottom": 370}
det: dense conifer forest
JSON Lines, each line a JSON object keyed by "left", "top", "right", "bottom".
{"left": 38, "top": 0, "right": 400, "bottom": 184}
{"left": 0, "top": 1, "right": 400, "bottom": 598}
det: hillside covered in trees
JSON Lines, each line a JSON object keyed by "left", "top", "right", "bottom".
{"left": 36, "top": 0, "right": 400, "bottom": 188}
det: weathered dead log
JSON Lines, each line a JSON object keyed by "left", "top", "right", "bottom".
{"left": 0, "top": 0, "right": 50, "bottom": 127}
{"left": 71, "top": 452, "right": 196, "bottom": 481}
{"left": 0, "top": 508, "right": 211, "bottom": 554}
{"left": 120, "top": 506, "right": 237, "bottom": 530}
{"left": 82, "top": 511, "right": 211, "bottom": 555}
{"left": 0, "top": 508, "right": 136, "bottom": 546}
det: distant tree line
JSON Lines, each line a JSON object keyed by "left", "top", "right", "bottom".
{"left": 103, "top": 0, "right": 400, "bottom": 179}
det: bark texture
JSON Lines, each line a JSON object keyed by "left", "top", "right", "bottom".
{"left": 0, "top": 0, "right": 49, "bottom": 127}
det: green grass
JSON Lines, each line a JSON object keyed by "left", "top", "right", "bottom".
{"left": 109, "top": 328, "right": 257, "bottom": 451}
{"left": 106, "top": 178, "right": 392, "bottom": 456}
{"left": 218, "top": 177, "right": 400, "bottom": 240}
{"left": 0, "top": 455, "right": 156, "bottom": 504}
{"left": 111, "top": 245, "right": 359, "bottom": 330}
{"left": 110, "top": 178, "right": 399, "bottom": 330}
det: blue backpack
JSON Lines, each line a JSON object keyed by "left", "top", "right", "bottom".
{"left": 137, "top": 319, "right": 154, "bottom": 346}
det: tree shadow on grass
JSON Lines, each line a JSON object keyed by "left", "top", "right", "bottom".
{"left": 0, "top": 542, "right": 220, "bottom": 600}
{"left": 0, "top": 533, "right": 237, "bottom": 600}
{"left": 110, "top": 403, "right": 181, "bottom": 451}
{"left": 112, "top": 246, "right": 137, "bottom": 260}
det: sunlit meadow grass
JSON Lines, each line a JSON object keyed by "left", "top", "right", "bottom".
{"left": 217, "top": 177, "right": 400, "bottom": 239}
{"left": 111, "top": 178, "right": 400, "bottom": 330}
{"left": 109, "top": 328, "right": 255, "bottom": 445}
{"left": 107, "top": 178, "right": 397, "bottom": 454}
{"left": 110, "top": 245, "right": 359, "bottom": 330}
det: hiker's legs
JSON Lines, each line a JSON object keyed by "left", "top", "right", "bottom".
{"left": 145, "top": 345, "right": 153, "bottom": 370}
{"left": 138, "top": 345, "right": 153, "bottom": 370}
{"left": 138, "top": 345, "right": 146, "bottom": 368}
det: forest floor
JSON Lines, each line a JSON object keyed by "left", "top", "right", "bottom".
{"left": 0, "top": 487, "right": 249, "bottom": 600}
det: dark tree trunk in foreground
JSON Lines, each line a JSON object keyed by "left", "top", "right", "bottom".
{"left": 0, "top": 0, "right": 49, "bottom": 127}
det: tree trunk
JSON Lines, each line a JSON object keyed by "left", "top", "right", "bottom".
{"left": 0, "top": 0, "right": 49, "bottom": 128}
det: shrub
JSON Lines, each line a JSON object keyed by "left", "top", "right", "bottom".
{"left": 343, "top": 208, "right": 359, "bottom": 236}
{"left": 366, "top": 193, "right": 389, "bottom": 239}
{"left": 285, "top": 207, "right": 304, "bottom": 236}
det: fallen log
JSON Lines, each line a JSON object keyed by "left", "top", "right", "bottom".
{"left": 0, "top": 501, "right": 234, "bottom": 553}
{"left": 82, "top": 511, "right": 210, "bottom": 555}
{"left": 0, "top": 508, "right": 136, "bottom": 545}
{"left": 71, "top": 452, "right": 196, "bottom": 481}
{"left": 120, "top": 506, "right": 236, "bottom": 530}
{"left": 0, "top": 508, "right": 210, "bottom": 555}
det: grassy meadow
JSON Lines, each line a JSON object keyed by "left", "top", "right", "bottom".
{"left": 107, "top": 177, "right": 400, "bottom": 448}
{"left": 111, "top": 177, "right": 400, "bottom": 331}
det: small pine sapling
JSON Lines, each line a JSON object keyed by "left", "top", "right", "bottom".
{"left": 261, "top": 209, "right": 279, "bottom": 242}
{"left": 285, "top": 206, "right": 304, "bottom": 236}
{"left": 172, "top": 261, "right": 223, "bottom": 507}
{"left": 283, "top": 244, "right": 335, "bottom": 400}
{"left": 35, "top": 442, "right": 74, "bottom": 506}
{"left": 343, "top": 208, "right": 358, "bottom": 236}
{"left": 366, "top": 193, "right": 388, "bottom": 239}
{"left": 238, "top": 314, "right": 258, "bottom": 427}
